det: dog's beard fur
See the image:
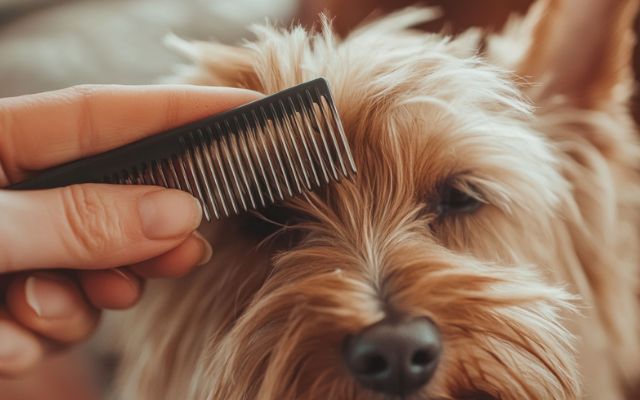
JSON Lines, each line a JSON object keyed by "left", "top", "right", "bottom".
{"left": 111, "top": 1, "right": 640, "bottom": 399}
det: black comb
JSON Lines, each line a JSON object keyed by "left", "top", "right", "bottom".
{"left": 8, "top": 78, "right": 356, "bottom": 221}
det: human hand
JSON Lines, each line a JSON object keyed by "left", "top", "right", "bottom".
{"left": 0, "top": 84, "right": 260, "bottom": 376}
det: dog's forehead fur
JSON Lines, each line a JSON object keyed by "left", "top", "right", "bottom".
{"left": 168, "top": 10, "right": 565, "bottom": 227}
{"left": 225, "top": 11, "right": 567, "bottom": 268}
{"left": 236, "top": 10, "right": 566, "bottom": 219}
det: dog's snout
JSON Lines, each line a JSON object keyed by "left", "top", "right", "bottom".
{"left": 342, "top": 317, "right": 441, "bottom": 396}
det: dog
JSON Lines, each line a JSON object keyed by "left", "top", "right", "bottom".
{"left": 110, "top": 0, "right": 640, "bottom": 398}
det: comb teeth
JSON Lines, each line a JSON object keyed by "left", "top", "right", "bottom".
{"left": 105, "top": 79, "right": 356, "bottom": 221}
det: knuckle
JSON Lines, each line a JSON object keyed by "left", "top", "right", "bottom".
{"left": 0, "top": 247, "right": 13, "bottom": 273}
{"left": 60, "top": 185, "right": 125, "bottom": 259}
{"left": 0, "top": 98, "right": 13, "bottom": 139}
{"left": 163, "top": 87, "right": 185, "bottom": 128}
{"left": 0, "top": 100, "right": 16, "bottom": 187}
{"left": 67, "top": 85, "right": 99, "bottom": 153}
{"left": 0, "top": 321, "right": 41, "bottom": 376}
{"left": 64, "top": 310, "right": 101, "bottom": 344}
{"left": 0, "top": 202, "right": 17, "bottom": 272}
{"left": 67, "top": 84, "right": 99, "bottom": 99}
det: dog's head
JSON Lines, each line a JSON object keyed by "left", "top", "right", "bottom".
{"left": 125, "top": 2, "right": 639, "bottom": 399}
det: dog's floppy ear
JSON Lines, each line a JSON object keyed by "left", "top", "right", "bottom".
{"left": 163, "top": 34, "right": 262, "bottom": 90}
{"left": 517, "top": 0, "right": 638, "bottom": 107}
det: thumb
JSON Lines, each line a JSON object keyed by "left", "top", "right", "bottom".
{"left": 0, "top": 184, "right": 202, "bottom": 272}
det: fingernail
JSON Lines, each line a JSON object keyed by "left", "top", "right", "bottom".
{"left": 138, "top": 189, "right": 202, "bottom": 239}
{"left": 194, "top": 231, "right": 213, "bottom": 266}
{"left": 25, "top": 275, "right": 76, "bottom": 319}
{"left": 0, "top": 322, "right": 24, "bottom": 362}
{"left": 110, "top": 268, "right": 138, "bottom": 291}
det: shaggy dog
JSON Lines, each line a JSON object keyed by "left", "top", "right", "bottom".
{"left": 112, "top": 0, "right": 640, "bottom": 398}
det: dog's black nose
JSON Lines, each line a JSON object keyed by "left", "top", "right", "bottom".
{"left": 343, "top": 317, "right": 441, "bottom": 396}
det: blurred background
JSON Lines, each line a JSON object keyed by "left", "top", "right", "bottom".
{"left": 0, "top": 0, "right": 296, "bottom": 97}
{"left": 0, "top": 0, "right": 636, "bottom": 398}
{"left": 4, "top": 0, "right": 639, "bottom": 118}
{"left": 0, "top": 0, "right": 539, "bottom": 99}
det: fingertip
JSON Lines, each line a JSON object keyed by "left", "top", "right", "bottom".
{"left": 194, "top": 231, "right": 213, "bottom": 267}
{"left": 6, "top": 273, "right": 100, "bottom": 344}
{"left": 0, "top": 319, "right": 44, "bottom": 376}
{"left": 79, "top": 268, "right": 142, "bottom": 310}
{"left": 167, "top": 85, "right": 264, "bottom": 107}
{"left": 137, "top": 188, "right": 202, "bottom": 240}
{"left": 187, "top": 85, "right": 263, "bottom": 98}
{"left": 131, "top": 232, "right": 211, "bottom": 278}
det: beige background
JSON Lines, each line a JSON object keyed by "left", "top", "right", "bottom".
{"left": 0, "top": 0, "right": 296, "bottom": 97}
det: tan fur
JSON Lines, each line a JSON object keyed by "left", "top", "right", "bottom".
{"left": 112, "top": 1, "right": 640, "bottom": 398}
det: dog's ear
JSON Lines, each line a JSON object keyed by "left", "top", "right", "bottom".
{"left": 163, "top": 34, "right": 262, "bottom": 90}
{"left": 516, "top": 0, "right": 638, "bottom": 107}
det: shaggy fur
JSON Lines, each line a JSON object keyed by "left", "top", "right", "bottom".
{"left": 112, "top": 0, "right": 640, "bottom": 398}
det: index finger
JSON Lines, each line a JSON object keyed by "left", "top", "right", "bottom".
{"left": 0, "top": 85, "right": 262, "bottom": 183}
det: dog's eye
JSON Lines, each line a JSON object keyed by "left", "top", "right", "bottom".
{"left": 437, "top": 185, "right": 482, "bottom": 215}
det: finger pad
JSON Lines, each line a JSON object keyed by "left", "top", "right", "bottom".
{"left": 131, "top": 235, "right": 204, "bottom": 278}
{"left": 79, "top": 269, "right": 142, "bottom": 310}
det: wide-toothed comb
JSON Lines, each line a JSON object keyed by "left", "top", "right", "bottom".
{"left": 8, "top": 78, "right": 356, "bottom": 221}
